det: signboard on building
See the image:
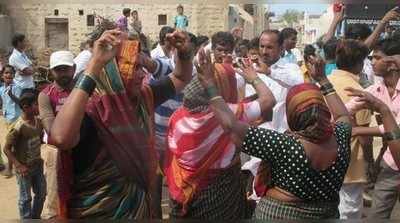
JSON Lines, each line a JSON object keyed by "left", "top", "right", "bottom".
{"left": 344, "top": 4, "right": 400, "bottom": 27}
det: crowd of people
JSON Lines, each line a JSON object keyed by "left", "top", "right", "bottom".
{"left": 1, "top": 4, "right": 400, "bottom": 220}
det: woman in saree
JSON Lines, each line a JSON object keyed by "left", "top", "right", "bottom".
{"left": 196, "top": 50, "right": 354, "bottom": 220}
{"left": 48, "top": 29, "right": 194, "bottom": 219}
{"left": 165, "top": 55, "right": 276, "bottom": 219}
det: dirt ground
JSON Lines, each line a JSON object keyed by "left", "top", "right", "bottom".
{"left": 0, "top": 116, "right": 399, "bottom": 220}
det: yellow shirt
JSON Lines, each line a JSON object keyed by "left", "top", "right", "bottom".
{"left": 328, "top": 69, "right": 371, "bottom": 184}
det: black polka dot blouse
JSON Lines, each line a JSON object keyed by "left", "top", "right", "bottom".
{"left": 242, "top": 122, "right": 352, "bottom": 202}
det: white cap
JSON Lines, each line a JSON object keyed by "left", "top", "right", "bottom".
{"left": 50, "top": 51, "right": 75, "bottom": 69}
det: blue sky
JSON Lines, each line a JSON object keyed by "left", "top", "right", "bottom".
{"left": 269, "top": 4, "right": 329, "bottom": 15}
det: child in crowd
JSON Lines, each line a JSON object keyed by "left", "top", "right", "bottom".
{"left": 0, "top": 65, "right": 23, "bottom": 178}
{"left": 3, "top": 88, "right": 46, "bottom": 219}
{"left": 174, "top": 5, "right": 188, "bottom": 30}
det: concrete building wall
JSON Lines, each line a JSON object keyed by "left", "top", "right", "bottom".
{"left": 304, "top": 6, "right": 332, "bottom": 44}
{"left": 228, "top": 4, "right": 267, "bottom": 40}
{"left": 0, "top": 15, "right": 13, "bottom": 52}
{"left": 3, "top": 0, "right": 229, "bottom": 55}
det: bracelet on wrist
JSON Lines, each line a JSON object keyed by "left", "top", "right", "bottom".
{"left": 75, "top": 74, "right": 97, "bottom": 96}
{"left": 319, "top": 82, "right": 333, "bottom": 90}
{"left": 324, "top": 91, "right": 337, "bottom": 97}
{"left": 210, "top": 95, "right": 223, "bottom": 101}
{"left": 383, "top": 129, "right": 400, "bottom": 141}
{"left": 248, "top": 76, "right": 263, "bottom": 86}
{"left": 322, "top": 88, "right": 336, "bottom": 96}
{"left": 320, "top": 82, "right": 335, "bottom": 95}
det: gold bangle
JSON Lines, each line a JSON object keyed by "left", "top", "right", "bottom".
{"left": 210, "top": 95, "right": 223, "bottom": 101}
{"left": 324, "top": 91, "right": 337, "bottom": 97}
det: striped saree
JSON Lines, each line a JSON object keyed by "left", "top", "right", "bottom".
{"left": 165, "top": 105, "right": 250, "bottom": 219}
{"left": 165, "top": 63, "right": 253, "bottom": 219}
{"left": 57, "top": 40, "right": 157, "bottom": 219}
{"left": 68, "top": 150, "right": 150, "bottom": 219}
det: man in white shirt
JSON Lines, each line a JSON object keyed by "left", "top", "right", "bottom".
{"left": 243, "top": 29, "right": 304, "bottom": 201}
{"left": 73, "top": 40, "right": 92, "bottom": 78}
{"left": 246, "top": 29, "right": 304, "bottom": 133}
{"left": 247, "top": 29, "right": 304, "bottom": 132}
{"left": 281, "top": 27, "right": 299, "bottom": 65}
{"left": 151, "top": 26, "right": 175, "bottom": 60}
{"left": 9, "top": 33, "right": 34, "bottom": 89}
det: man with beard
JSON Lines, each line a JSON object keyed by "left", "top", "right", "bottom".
{"left": 246, "top": 29, "right": 303, "bottom": 131}
{"left": 37, "top": 51, "right": 76, "bottom": 219}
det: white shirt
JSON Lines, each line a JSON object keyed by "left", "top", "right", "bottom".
{"left": 242, "top": 58, "right": 304, "bottom": 201}
{"left": 269, "top": 58, "right": 304, "bottom": 87}
{"left": 151, "top": 44, "right": 172, "bottom": 60}
{"left": 245, "top": 73, "right": 289, "bottom": 132}
{"left": 9, "top": 49, "right": 34, "bottom": 89}
{"left": 73, "top": 50, "right": 92, "bottom": 78}
{"left": 246, "top": 58, "right": 303, "bottom": 131}
{"left": 363, "top": 58, "right": 383, "bottom": 84}
{"left": 292, "top": 48, "right": 303, "bottom": 63}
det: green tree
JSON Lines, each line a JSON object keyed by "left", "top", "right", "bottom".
{"left": 281, "top": 9, "right": 303, "bottom": 27}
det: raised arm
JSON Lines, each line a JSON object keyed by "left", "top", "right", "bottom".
{"left": 307, "top": 56, "right": 352, "bottom": 125}
{"left": 350, "top": 55, "right": 400, "bottom": 137}
{"left": 347, "top": 87, "right": 400, "bottom": 168}
{"left": 364, "top": 7, "right": 400, "bottom": 49}
{"left": 236, "top": 58, "right": 276, "bottom": 120}
{"left": 139, "top": 53, "right": 158, "bottom": 74}
{"left": 166, "top": 31, "right": 193, "bottom": 92}
{"left": 197, "top": 49, "right": 250, "bottom": 147}
{"left": 322, "top": 5, "right": 345, "bottom": 44}
{"left": 50, "top": 30, "right": 123, "bottom": 150}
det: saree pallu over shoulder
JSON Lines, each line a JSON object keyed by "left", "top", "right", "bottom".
{"left": 214, "top": 63, "right": 237, "bottom": 104}
{"left": 58, "top": 40, "right": 157, "bottom": 219}
{"left": 85, "top": 56, "right": 156, "bottom": 195}
{"left": 165, "top": 103, "right": 246, "bottom": 217}
{"left": 78, "top": 64, "right": 156, "bottom": 219}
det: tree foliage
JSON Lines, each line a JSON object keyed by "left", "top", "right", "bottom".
{"left": 281, "top": 9, "right": 303, "bottom": 27}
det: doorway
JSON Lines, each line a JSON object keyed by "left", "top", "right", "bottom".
{"left": 45, "top": 18, "right": 69, "bottom": 50}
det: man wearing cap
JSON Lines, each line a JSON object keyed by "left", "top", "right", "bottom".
{"left": 37, "top": 51, "right": 76, "bottom": 219}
